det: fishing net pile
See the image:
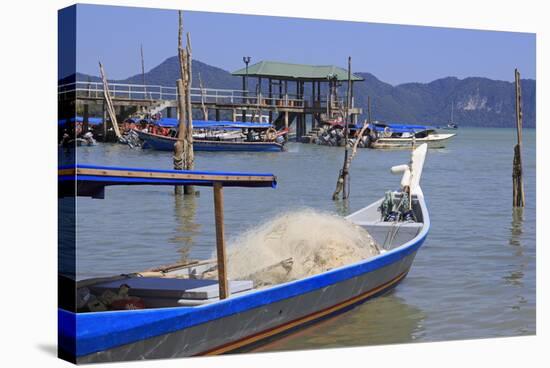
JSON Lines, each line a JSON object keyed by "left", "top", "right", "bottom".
{"left": 225, "top": 209, "right": 381, "bottom": 287}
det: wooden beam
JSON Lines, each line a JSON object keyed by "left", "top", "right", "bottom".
{"left": 213, "top": 182, "right": 229, "bottom": 300}
{"left": 62, "top": 167, "right": 275, "bottom": 183}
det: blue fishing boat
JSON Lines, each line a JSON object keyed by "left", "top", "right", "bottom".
{"left": 136, "top": 130, "right": 284, "bottom": 152}
{"left": 58, "top": 144, "right": 430, "bottom": 363}
{"left": 136, "top": 118, "right": 285, "bottom": 152}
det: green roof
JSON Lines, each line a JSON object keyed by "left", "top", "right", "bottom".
{"left": 232, "top": 61, "right": 364, "bottom": 81}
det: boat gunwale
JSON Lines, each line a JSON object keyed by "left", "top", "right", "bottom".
{"left": 374, "top": 133, "right": 456, "bottom": 142}
{"left": 136, "top": 130, "right": 284, "bottom": 148}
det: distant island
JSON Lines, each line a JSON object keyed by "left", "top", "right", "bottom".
{"left": 64, "top": 56, "right": 536, "bottom": 128}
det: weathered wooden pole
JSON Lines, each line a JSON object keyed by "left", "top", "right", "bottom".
{"left": 184, "top": 31, "right": 195, "bottom": 195}
{"left": 140, "top": 44, "right": 148, "bottom": 99}
{"left": 102, "top": 101, "right": 107, "bottom": 139}
{"left": 198, "top": 72, "right": 208, "bottom": 120}
{"left": 368, "top": 95, "right": 372, "bottom": 123}
{"left": 82, "top": 103, "right": 89, "bottom": 133}
{"left": 343, "top": 56, "right": 352, "bottom": 199}
{"left": 513, "top": 68, "right": 525, "bottom": 207}
{"left": 213, "top": 182, "right": 229, "bottom": 300}
{"left": 268, "top": 78, "right": 273, "bottom": 122}
{"left": 174, "top": 11, "right": 195, "bottom": 195}
{"left": 98, "top": 61, "right": 122, "bottom": 139}
{"left": 284, "top": 111, "right": 289, "bottom": 141}
{"left": 332, "top": 57, "right": 354, "bottom": 200}
{"left": 174, "top": 78, "right": 188, "bottom": 195}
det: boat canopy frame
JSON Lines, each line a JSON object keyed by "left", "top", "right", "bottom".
{"left": 59, "top": 164, "right": 277, "bottom": 301}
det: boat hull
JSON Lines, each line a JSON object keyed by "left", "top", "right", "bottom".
{"left": 136, "top": 131, "right": 284, "bottom": 152}
{"left": 71, "top": 251, "right": 418, "bottom": 363}
{"left": 60, "top": 202, "right": 429, "bottom": 364}
{"left": 370, "top": 133, "right": 455, "bottom": 149}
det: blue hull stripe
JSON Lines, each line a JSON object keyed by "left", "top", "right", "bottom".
{"left": 137, "top": 131, "right": 284, "bottom": 152}
{"left": 59, "top": 228, "right": 428, "bottom": 357}
{"left": 59, "top": 164, "right": 275, "bottom": 177}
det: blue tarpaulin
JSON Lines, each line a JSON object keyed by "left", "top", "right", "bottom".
{"left": 58, "top": 164, "right": 277, "bottom": 198}
{"left": 155, "top": 118, "right": 272, "bottom": 130}
{"left": 59, "top": 117, "right": 103, "bottom": 126}
{"left": 372, "top": 123, "right": 434, "bottom": 133}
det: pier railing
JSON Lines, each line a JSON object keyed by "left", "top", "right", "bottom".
{"left": 58, "top": 81, "right": 310, "bottom": 108}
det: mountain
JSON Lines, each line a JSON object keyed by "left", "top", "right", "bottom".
{"left": 353, "top": 73, "right": 536, "bottom": 128}
{"left": 121, "top": 56, "right": 242, "bottom": 90}
{"left": 68, "top": 57, "right": 536, "bottom": 128}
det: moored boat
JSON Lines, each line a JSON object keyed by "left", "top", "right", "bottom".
{"left": 135, "top": 119, "right": 286, "bottom": 152}
{"left": 136, "top": 130, "right": 285, "bottom": 152}
{"left": 58, "top": 144, "right": 430, "bottom": 362}
{"left": 369, "top": 123, "right": 455, "bottom": 149}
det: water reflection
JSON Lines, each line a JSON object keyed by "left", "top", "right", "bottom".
{"left": 250, "top": 293, "right": 425, "bottom": 353}
{"left": 333, "top": 198, "right": 350, "bottom": 216}
{"left": 170, "top": 194, "right": 201, "bottom": 262}
{"left": 504, "top": 208, "right": 525, "bottom": 288}
{"left": 509, "top": 207, "right": 524, "bottom": 246}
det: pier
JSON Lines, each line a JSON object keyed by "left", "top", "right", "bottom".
{"left": 58, "top": 61, "right": 364, "bottom": 141}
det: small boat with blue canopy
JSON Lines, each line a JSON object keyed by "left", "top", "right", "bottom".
{"left": 369, "top": 122, "right": 455, "bottom": 149}
{"left": 58, "top": 144, "right": 430, "bottom": 363}
{"left": 135, "top": 118, "right": 286, "bottom": 152}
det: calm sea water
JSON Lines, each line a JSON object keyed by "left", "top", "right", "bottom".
{"left": 74, "top": 127, "right": 536, "bottom": 348}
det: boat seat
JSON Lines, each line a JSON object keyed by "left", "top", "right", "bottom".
{"left": 89, "top": 277, "right": 253, "bottom": 301}
{"left": 90, "top": 277, "right": 218, "bottom": 299}
{"left": 177, "top": 280, "right": 255, "bottom": 306}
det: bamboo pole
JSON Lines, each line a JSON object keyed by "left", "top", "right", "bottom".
{"left": 98, "top": 61, "right": 122, "bottom": 139}
{"left": 213, "top": 182, "right": 229, "bottom": 300}
{"left": 513, "top": 68, "right": 525, "bottom": 207}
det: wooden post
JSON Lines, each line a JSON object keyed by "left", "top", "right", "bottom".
{"left": 82, "top": 103, "right": 89, "bottom": 133}
{"left": 242, "top": 76, "right": 246, "bottom": 122}
{"left": 284, "top": 111, "right": 289, "bottom": 141}
{"left": 141, "top": 44, "right": 148, "bottom": 99}
{"left": 198, "top": 72, "right": 208, "bottom": 120}
{"left": 99, "top": 61, "right": 122, "bottom": 139}
{"left": 332, "top": 57, "right": 354, "bottom": 200}
{"left": 184, "top": 31, "right": 194, "bottom": 186}
{"left": 513, "top": 68, "right": 525, "bottom": 207}
{"left": 213, "top": 182, "right": 229, "bottom": 300}
{"left": 174, "top": 79, "right": 187, "bottom": 195}
{"left": 102, "top": 101, "right": 107, "bottom": 140}
{"left": 174, "top": 11, "right": 195, "bottom": 195}
{"left": 268, "top": 78, "right": 273, "bottom": 123}
{"left": 342, "top": 57, "right": 352, "bottom": 199}
{"left": 368, "top": 96, "right": 372, "bottom": 124}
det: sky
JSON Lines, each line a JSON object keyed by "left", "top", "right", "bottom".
{"left": 70, "top": 4, "right": 536, "bottom": 85}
